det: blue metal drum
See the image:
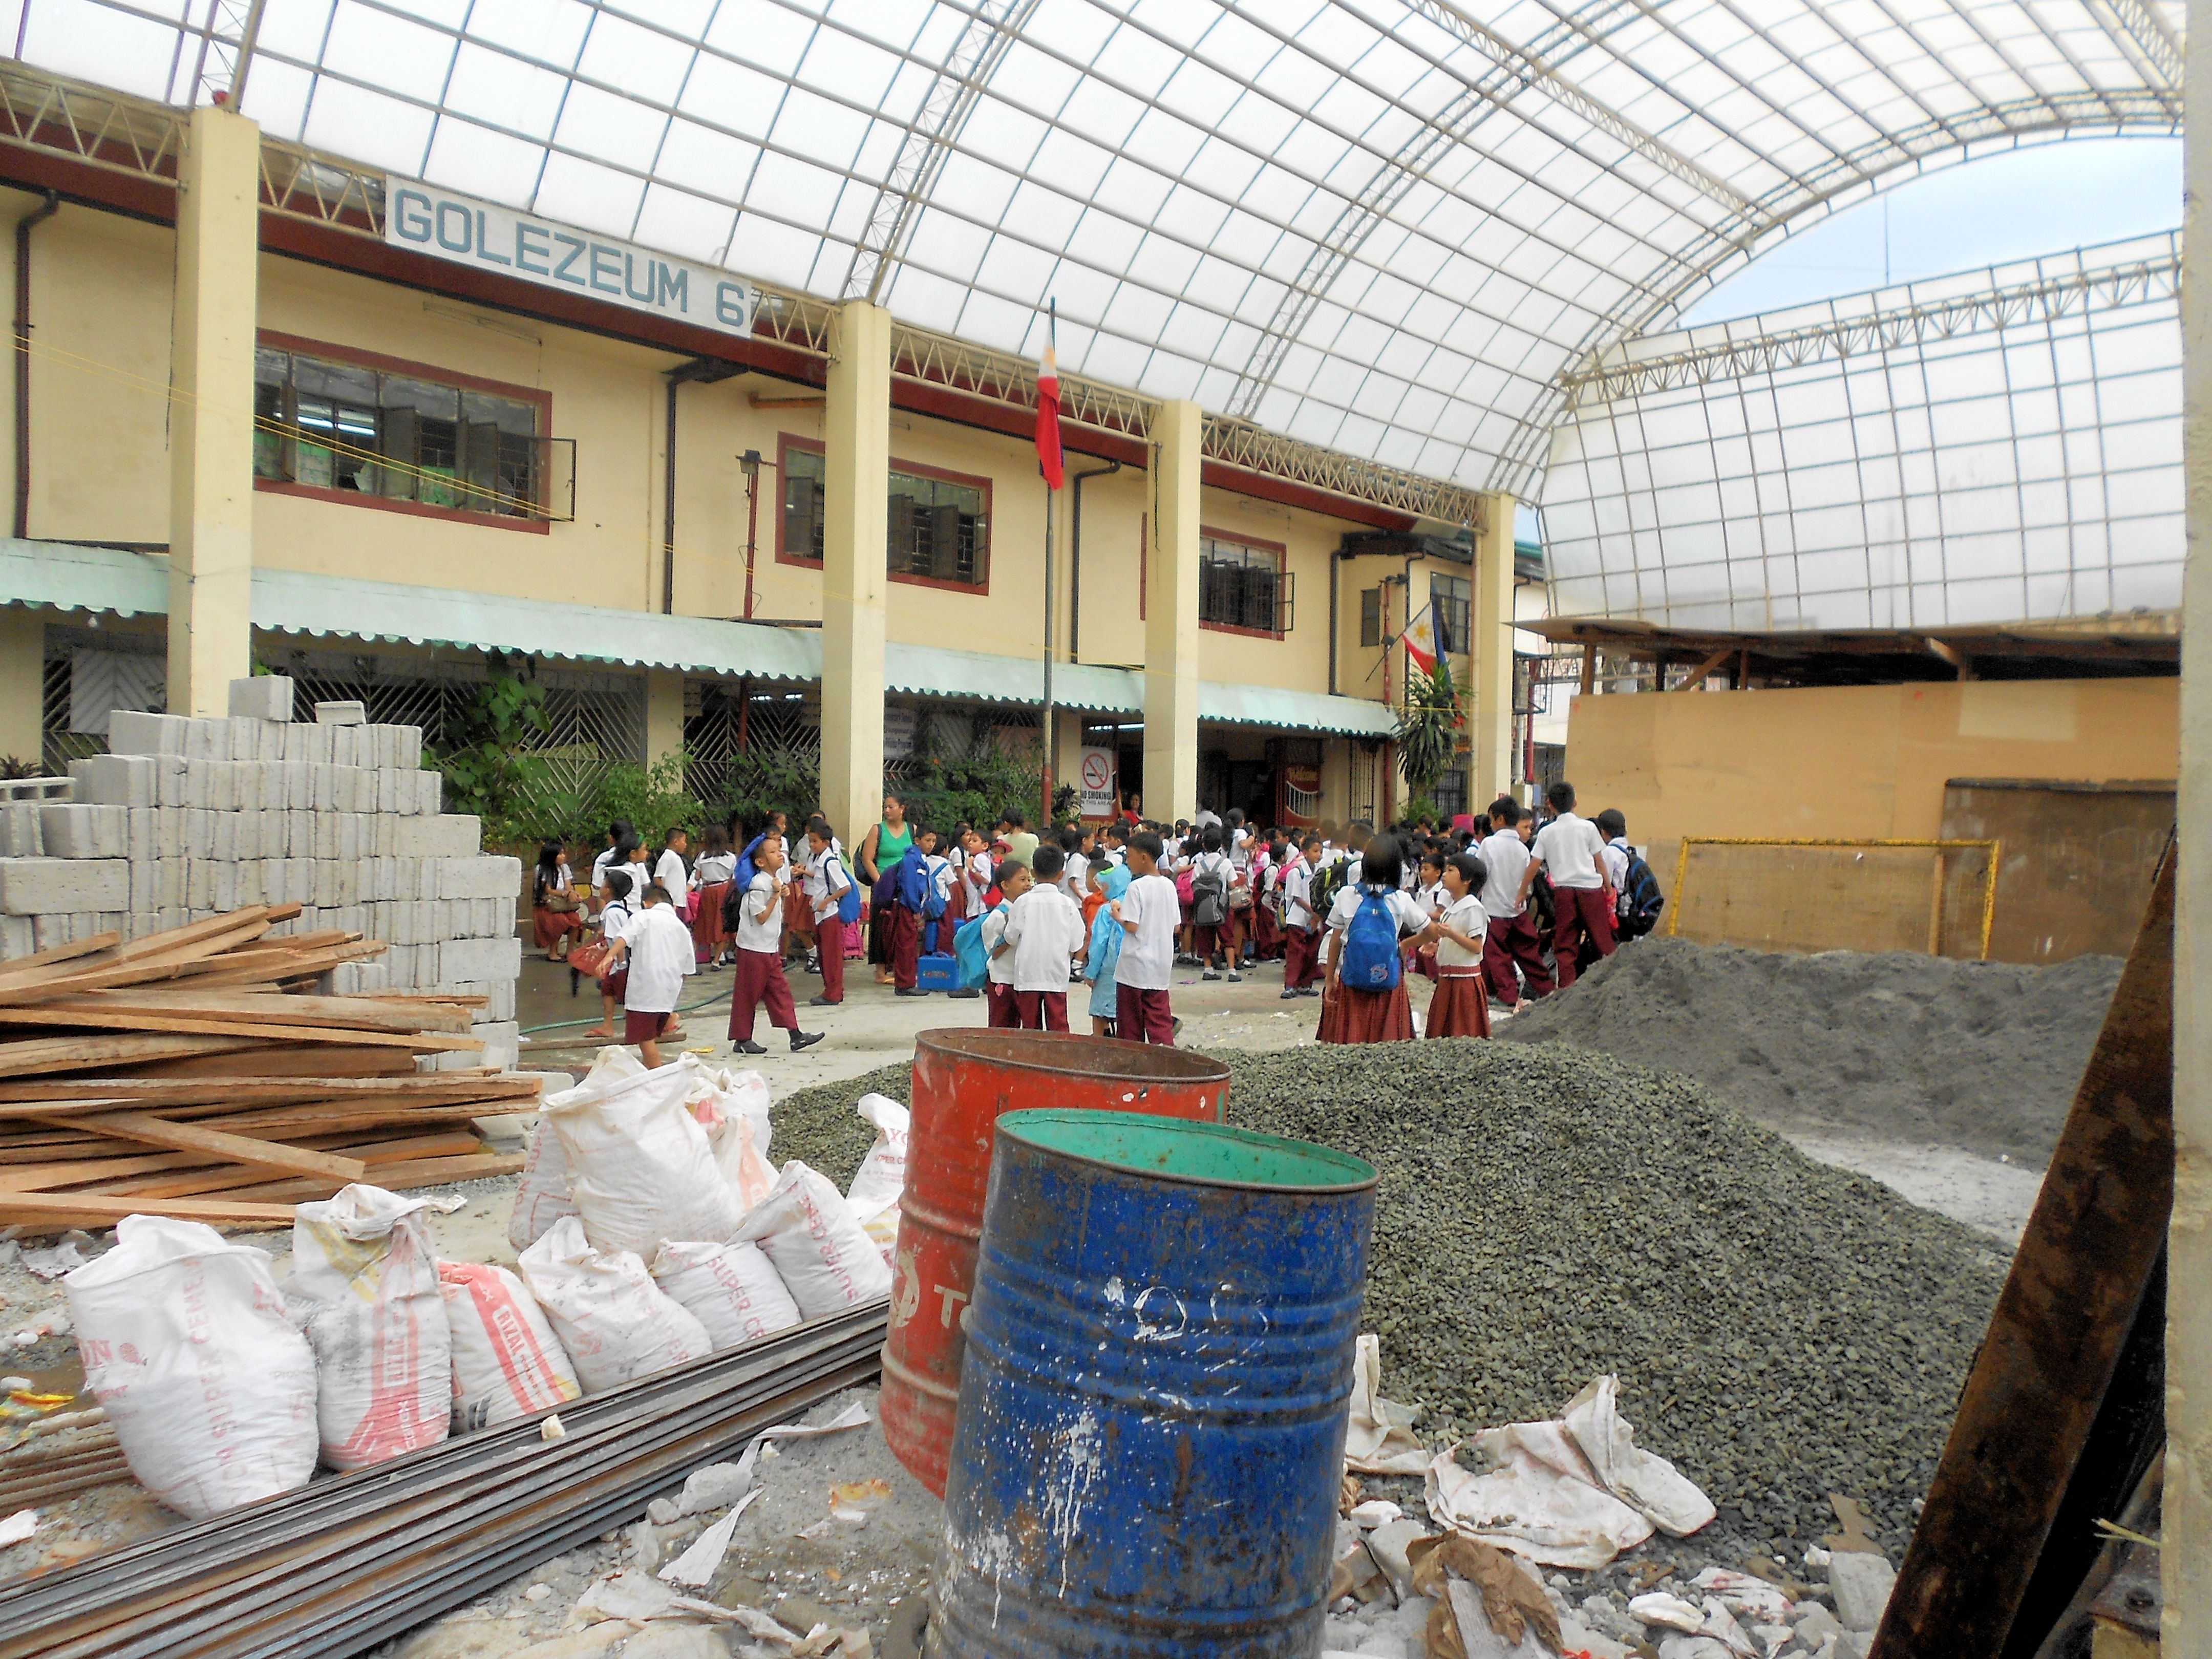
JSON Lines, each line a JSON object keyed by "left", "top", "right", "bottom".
{"left": 928, "top": 1109, "right": 1379, "bottom": 1658}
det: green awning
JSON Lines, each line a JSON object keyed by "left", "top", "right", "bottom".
{"left": 4, "top": 540, "right": 1398, "bottom": 737}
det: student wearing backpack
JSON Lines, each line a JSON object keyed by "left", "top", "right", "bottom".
{"left": 1109, "top": 831, "right": 1180, "bottom": 1046}
{"left": 1082, "top": 860, "right": 1134, "bottom": 1035}
{"left": 1280, "top": 834, "right": 1324, "bottom": 996}
{"left": 1476, "top": 797, "right": 1553, "bottom": 1009}
{"left": 1519, "top": 781, "right": 1615, "bottom": 989}
{"left": 802, "top": 817, "right": 856, "bottom": 1008}
{"left": 1189, "top": 827, "right": 1238, "bottom": 982}
{"left": 1594, "top": 809, "right": 1667, "bottom": 943}
{"left": 979, "top": 861, "right": 1030, "bottom": 1028}
{"left": 887, "top": 838, "right": 934, "bottom": 996}
{"left": 1319, "top": 834, "right": 1434, "bottom": 1045}
{"left": 726, "top": 831, "right": 825, "bottom": 1056}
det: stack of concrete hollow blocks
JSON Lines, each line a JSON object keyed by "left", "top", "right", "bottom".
{"left": 0, "top": 675, "right": 523, "bottom": 1070}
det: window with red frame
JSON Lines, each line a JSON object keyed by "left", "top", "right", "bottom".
{"left": 252, "top": 344, "right": 544, "bottom": 520}
{"left": 1199, "top": 533, "right": 1293, "bottom": 636}
{"left": 781, "top": 441, "right": 991, "bottom": 588}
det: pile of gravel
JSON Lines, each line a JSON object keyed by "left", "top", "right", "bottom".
{"left": 1497, "top": 937, "right": 2120, "bottom": 1162}
{"left": 776, "top": 1045, "right": 2007, "bottom": 1553}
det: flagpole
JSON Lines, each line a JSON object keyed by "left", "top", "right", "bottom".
{"left": 1040, "top": 300, "right": 1057, "bottom": 828}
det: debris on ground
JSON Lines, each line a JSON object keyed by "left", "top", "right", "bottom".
{"left": 1497, "top": 937, "right": 2120, "bottom": 1162}
{"left": 770, "top": 1044, "right": 2005, "bottom": 1553}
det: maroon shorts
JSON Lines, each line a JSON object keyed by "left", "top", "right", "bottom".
{"left": 603, "top": 968, "right": 629, "bottom": 1001}
{"left": 623, "top": 1009, "right": 670, "bottom": 1045}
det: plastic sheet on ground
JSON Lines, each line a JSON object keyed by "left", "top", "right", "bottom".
{"left": 1345, "top": 1333, "right": 1429, "bottom": 1475}
{"left": 1427, "top": 1375, "right": 1714, "bottom": 1569}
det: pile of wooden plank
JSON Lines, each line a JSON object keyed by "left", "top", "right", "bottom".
{"left": 0, "top": 905, "right": 537, "bottom": 1230}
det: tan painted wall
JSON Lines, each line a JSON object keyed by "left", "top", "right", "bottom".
{"left": 1564, "top": 677, "right": 2180, "bottom": 858}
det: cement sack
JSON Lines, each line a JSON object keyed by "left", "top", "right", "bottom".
{"left": 508, "top": 1048, "right": 646, "bottom": 1253}
{"left": 519, "top": 1216, "right": 713, "bottom": 1392}
{"left": 439, "top": 1261, "right": 582, "bottom": 1431}
{"left": 649, "top": 1240, "right": 803, "bottom": 1352}
{"left": 543, "top": 1053, "right": 741, "bottom": 1257}
{"left": 63, "top": 1216, "right": 317, "bottom": 1518}
{"left": 732, "top": 1160, "right": 894, "bottom": 1316}
{"left": 843, "top": 1094, "right": 909, "bottom": 1265}
{"left": 289, "top": 1184, "right": 451, "bottom": 1471}
{"left": 680, "top": 1061, "right": 777, "bottom": 1213}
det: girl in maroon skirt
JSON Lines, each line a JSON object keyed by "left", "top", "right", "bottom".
{"left": 1421, "top": 851, "right": 1492, "bottom": 1040}
{"left": 1319, "top": 835, "right": 1436, "bottom": 1045}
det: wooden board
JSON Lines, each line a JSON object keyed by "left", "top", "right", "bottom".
{"left": 0, "top": 1035, "right": 259, "bottom": 1079}
{"left": 71, "top": 1111, "right": 366, "bottom": 1182}
{"left": 0, "top": 1193, "right": 296, "bottom": 1226}
{"left": 0, "top": 1008, "right": 481, "bottom": 1049}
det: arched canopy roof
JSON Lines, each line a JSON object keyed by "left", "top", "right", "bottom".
{"left": 17, "top": 0, "right": 2184, "bottom": 500}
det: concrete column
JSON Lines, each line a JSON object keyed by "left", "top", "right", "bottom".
{"left": 166, "top": 105, "right": 260, "bottom": 717}
{"left": 1472, "top": 491, "right": 1518, "bottom": 805}
{"left": 1144, "top": 399, "right": 1202, "bottom": 820}
{"left": 645, "top": 669, "right": 685, "bottom": 774}
{"left": 0, "top": 608, "right": 40, "bottom": 766}
{"left": 2169, "top": 0, "right": 2211, "bottom": 1635}
{"left": 819, "top": 301, "right": 891, "bottom": 846}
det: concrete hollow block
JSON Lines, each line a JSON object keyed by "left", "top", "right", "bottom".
{"left": 229, "top": 675, "right": 295, "bottom": 722}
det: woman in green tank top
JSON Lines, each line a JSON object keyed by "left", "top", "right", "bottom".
{"left": 860, "top": 795, "right": 914, "bottom": 985}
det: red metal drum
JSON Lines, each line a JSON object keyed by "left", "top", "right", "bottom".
{"left": 880, "top": 1030, "right": 1229, "bottom": 1496}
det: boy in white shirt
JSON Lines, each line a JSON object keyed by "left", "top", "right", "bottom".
{"left": 802, "top": 816, "right": 853, "bottom": 1008}
{"left": 1518, "top": 781, "right": 1615, "bottom": 989}
{"left": 1002, "top": 844, "right": 1087, "bottom": 1031}
{"left": 1477, "top": 797, "right": 1552, "bottom": 1009}
{"left": 981, "top": 861, "right": 1030, "bottom": 1030}
{"left": 607, "top": 881, "right": 695, "bottom": 1066}
{"left": 1109, "top": 832, "right": 1180, "bottom": 1046}
{"left": 582, "top": 865, "right": 637, "bottom": 1041}
{"left": 726, "top": 832, "right": 825, "bottom": 1056}
{"left": 652, "top": 828, "right": 689, "bottom": 907}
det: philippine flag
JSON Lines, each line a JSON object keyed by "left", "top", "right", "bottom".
{"left": 1034, "top": 342, "right": 1065, "bottom": 491}
{"left": 1402, "top": 605, "right": 1439, "bottom": 678}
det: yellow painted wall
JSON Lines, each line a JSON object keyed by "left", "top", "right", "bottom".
{"left": 1564, "top": 678, "right": 2180, "bottom": 860}
{"left": 14, "top": 208, "right": 1386, "bottom": 716}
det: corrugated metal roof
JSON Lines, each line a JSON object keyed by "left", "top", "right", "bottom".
{"left": 3, "top": 541, "right": 1397, "bottom": 736}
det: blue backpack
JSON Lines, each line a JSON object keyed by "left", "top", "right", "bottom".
{"left": 735, "top": 833, "right": 764, "bottom": 899}
{"left": 953, "top": 904, "right": 1003, "bottom": 991}
{"left": 827, "top": 851, "right": 861, "bottom": 925}
{"left": 896, "top": 846, "right": 932, "bottom": 914}
{"left": 1339, "top": 885, "right": 1403, "bottom": 991}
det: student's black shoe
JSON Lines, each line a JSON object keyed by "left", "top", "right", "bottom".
{"left": 1201, "top": 970, "right": 1221, "bottom": 981}
{"left": 948, "top": 988, "right": 981, "bottom": 999}
{"left": 790, "top": 1030, "right": 825, "bottom": 1052}
{"left": 731, "top": 1039, "right": 768, "bottom": 1055}
{"left": 1280, "top": 987, "right": 1301, "bottom": 999}
{"left": 809, "top": 994, "right": 840, "bottom": 1007}
{"left": 1226, "top": 972, "right": 1243, "bottom": 983}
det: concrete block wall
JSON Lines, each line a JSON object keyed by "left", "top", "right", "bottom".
{"left": 0, "top": 678, "right": 523, "bottom": 1066}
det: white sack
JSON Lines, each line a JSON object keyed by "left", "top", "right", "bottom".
{"left": 544, "top": 1052, "right": 741, "bottom": 1257}
{"left": 519, "top": 1216, "right": 713, "bottom": 1392}
{"left": 1344, "top": 1334, "right": 1429, "bottom": 1475}
{"left": 63, "top": 1215, "right": 317, "bottom": 1518}
{"left": 682, "top": 1066, "right": 777, "bottom": 1214}
{"left": 649, "top": 1240, "right": 803, "bottom": 1352}
{"left": 843, "top": 1094, "right": 910, "bottom": 1265}
{"left": 732, "top": 1160, "right": 893, "bottom": 1316}
{"left": 508, "top": 1048, "right": 642, "bottom": 1253}
{"left": 439, "top": 1261, "right": 582, "bottom": 1431}
{"left": 289, "top": 1184, "right": 451, "bottom": 1471}
{"left": 700, "top": 1063, "right": 774, "bottom": 1162}
{"left": 1426, "top": 1373, "right": 1714, "bottom": 1569}
{"left": 1563, "top": 1374, "right": 1718, "bottom": 1537}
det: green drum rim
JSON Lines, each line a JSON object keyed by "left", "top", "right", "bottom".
{"left": 996, "top": 1109, "right": 1378, "bottom": 1194}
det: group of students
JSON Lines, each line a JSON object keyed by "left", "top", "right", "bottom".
{"left": 522, "top": 778, "right": 1662, "bottom": 1066}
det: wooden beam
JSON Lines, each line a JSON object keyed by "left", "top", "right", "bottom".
{"left": 69, "top": 1111, "right": 367, "bottom": 1183}
{"left": 0, "top": 1035, "right": 259, "bottom": 1078}
{"left": 1675, "top": 647, "right": 1736, "bottom": 693}
{"left": 0, "top": 1008, "right": 481, "bottom": 1048}
{"left": 1579, "top": 646, "right": 1596, "bottom": 695}
{"left": 0, "top": 1193, "right": 296, "bottom": 1226}
{"left": 1923, "top": 636, "right": 1976, "bottom": 680}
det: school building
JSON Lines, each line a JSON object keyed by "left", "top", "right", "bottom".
{"left": 0, "top": 66, "right": 1548, "bottom": 845}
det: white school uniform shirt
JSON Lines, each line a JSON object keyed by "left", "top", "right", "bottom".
{"left": 1435, "top": 893, "right": 1486, "bottom": 968}
{"left": 537, "top": 861, "right": 574, "bottom": 902}
{"left": 1282, "top": 859, "right": 1316, "bottom": 928}
{"left": 805, "top": 843, "right": 853, "bottom": 923}
{"left": 653, "top": 847, "right": 688, "bottom": 900}
{"left": 735, "top": 869, "right": 788, "bottom": 953}
{"left": 1533, "top": 811, "right": 1608, "bottom": 891}
{"left": 1003, "top": 886, "right": 1087, "bottom": 993}
{"left": 622, "top": 903, "right": 696, "bottom": 1013}
{"left": 962, "top": 850, "right": 995, "bottom": 909}
{"left": 981, "top": 905, "right": 1018, "bottom": 986}
{"left": 1600, "top": 837, "right": 1630, "bottom": 898}
{"left": 1419, "top": 879, "right": 1448, "bottom": 919}
{"left": 1060, "top": 850, "right": 1089, "bottom": 902}
{"left": 925, "top": 853, "right": 955, "bottom": 912}
{"left": 1190, "top": 848, "right": 1232, "bottom": 902}
{"left": 590, "top": 846, "right": 618, "bottom": 900}
{"left": 1476, "top": 832, "right": 1532, "bottom": 922}
{"left": 598, "top": 898, "right": 634, "bottom": 946}
{"left": 694, "top": 850, "right": 737, "bottom": 887}
{"left": 1114, "top": 873, "right": 1180, "bottom": 991}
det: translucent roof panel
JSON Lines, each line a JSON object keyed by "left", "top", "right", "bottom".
{"left": 16, "top": 0, "right": 2184, "bottom": 500}
{"left": 1539, "top": 234, "right": 2182, "bottom": 628}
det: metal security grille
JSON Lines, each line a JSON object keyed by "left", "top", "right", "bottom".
{"left": 1347, "top": 742, "right": 1381, "bottom": 826}
{"left": 684, "top": 684, "right": 821, "bottom": 810}
{"left": 40, "top": 621, "right": 166, "bottom": 775}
